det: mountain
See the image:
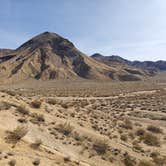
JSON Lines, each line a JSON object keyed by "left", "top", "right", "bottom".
{"left": 0, "top": 32, "right": 148, "bottom": 83}
{"left": 91, "top": 54, "right": 166, "bottom": 75}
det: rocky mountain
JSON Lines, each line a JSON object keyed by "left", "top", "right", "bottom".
{"left": 91, "top": 54, "right": 166, "bottom": 75}
{"left": 0, "top": 32, "right": 148, "bottom": 83}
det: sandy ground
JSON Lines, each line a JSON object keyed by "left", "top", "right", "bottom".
{"left": 0, "top": 79, "right": 165, "bottom": 166}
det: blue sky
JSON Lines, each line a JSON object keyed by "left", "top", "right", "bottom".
{"left": 0, "top": 0, "right": 166, "bottom": 61}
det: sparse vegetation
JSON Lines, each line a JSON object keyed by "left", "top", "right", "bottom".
{"left": 138, "top": 160, "right": 155, "bottom": 166}
{"left": 56, "top": 122, "right": 73, "bottom": 136}
{"left": 147, "top": 125, "right": 162, "bottom": 134}
{"left": 93, "top": 139, "right": 109, "bottom": 155}
{"left": 6, "top": 126, "right": 28, "bottom": 143}
{"left": 31, "top": 100, "right": 42, "bottom": 108}
{"left": 143, "top": 133, "right": 160, "bottom": 146}
{"left": 8, "top": 159, "right": 16, "bottom": 166}
{"left": 16, "top": 105, "right": 29, "bottom": 115}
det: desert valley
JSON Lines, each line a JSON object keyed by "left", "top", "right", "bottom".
{"left": 0, "top": 31, "right": 165, "bottom": 166}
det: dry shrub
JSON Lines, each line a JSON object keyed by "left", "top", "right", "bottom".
{"left": 47, "top": 98, "right": 57, "bottom": 105}
{"left": 138, "top": 160, "right": 155, "bottom": 166}
{"left": 0, "top": 101, "right": 11, "bottom": 110}
{"left": 120, "top": 118, "right": 133, "bottom": 130}
{"left": 8, "top": 159, "right": 16, "bottom": 166}
{"left": 30, "top": 113, "right": 45, "bottom": 124}
{"left": 147, "top": 125, "right": 162, "bottom": 134}
{"left": 56, "top": 122, "right": 73, "bottom": 136}
{"left": 32, "top": 158, "right": 40, "bottom": 165}
{"left": 31, "top": 100, "right": 42, "bottom": 108}
{"left": 6, "top": 126, "right": 28, "bottom": 143}
{"left": 151, "top": 152, "right": 166, "bottom": 166}
{"left": 135, "top": 128, "right": 145, "bottom": 137}
{"left": 143, "top": 133, "right": 160, "bottom": 146}
{"left": 123, "top": 153, "right": 135, "bottom": 166}
{"left": 120, "top": 134, "right": 128, "bottom": 142}
{"left": 16, "top": 105, "right": 29, "bottom": 115}
{"left": 132, "top": 140, "right": 142, "bottom": 151}
{"left": 93, "top": 139, "right": 109, "bottom": 155}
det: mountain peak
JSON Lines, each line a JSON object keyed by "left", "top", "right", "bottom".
{"left": 17, "top": 31, "right": 74, "bottom": 51}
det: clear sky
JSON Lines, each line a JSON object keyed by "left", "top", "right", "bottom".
{"left": 0, "top": 0, "right": 166, "bottom": 61}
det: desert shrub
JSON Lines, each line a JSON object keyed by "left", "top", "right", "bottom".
{"left": 150, "top": 151, "right": 160, "bottom": 158}
{"left": 31, "top": 100, "right": 42, "bottom": 108}
{"left": 120, "top": 118, "right": 133, "bottom": 130}
{"left": 147, "top": 125, "right": 162, "bottom": 134}
{"left": 5, "top": 90, "right": 16, "bottom": 96}
{"left": 63, "top": 155, "right": 71, "bottom": 162}
{"left": 60, "top": 102, "right": 69, "bottom": 109}
{"left": 138, "top": 160, "right": 155, "bottom": 166}
{"left": 123, "top": 153, "right": 135, "bottom": 166}
{"left": 8, "top": 159, "right": 16, "bottom": 166}
{"left": 17, "top": 118, "right": 27, "bottom": 123}
{"left": 93, "top": 139, "right": 109, "bottom": 155}
{"left": 143, "top": 133, "right": 160, "bottom": 146}
{"left": 30, "top": 113, "right": 45, "bottom": 124}
{"left": 56, "top": 122, "right": 73, "bottom": 136}
{"left": 32, "top": 158, "right": 40, "bottom": 165}
{"left": 120, "top": 134, "right": 128, "bottom": 142}
{"left": 135, "top": 128, "right": 145, "bottom": 137}
{"left": 47, "top": 98, "right": 57, "bottom": 105}
{"left": 132, "top": 140, "right": 142, "bottom": 151}
{"left": 6, "top": 126, "right": 28, "bottom": 143}
{"left": 16, "top": 105, "right": 29, "bottom": 115}
{"left": 0, "top": 101, "right": 11, "bottom": 110}
{"left": 150, "top": 152, "right": 166, "bottom": 166}
{"left": 72, "top": 132, "right": 84, "bottom": 142}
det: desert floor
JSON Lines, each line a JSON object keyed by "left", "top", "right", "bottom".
{"left": 0, "top": 73, "right": 166, "bottom": 166}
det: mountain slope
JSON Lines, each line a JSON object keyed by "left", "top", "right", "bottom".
{"left": 0, "top": 32, "right": 148, "bottom": 83}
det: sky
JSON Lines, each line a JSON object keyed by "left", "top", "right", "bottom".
{"left": 0, "top": 0, "right": 166, "bottom": 61}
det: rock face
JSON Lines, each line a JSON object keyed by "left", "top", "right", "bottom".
{"left": 0, "top": 32, "right": 148, "bottom": 83}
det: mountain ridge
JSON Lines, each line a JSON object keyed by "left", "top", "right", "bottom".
{"left": 0, "top": 32, "right": 149, "bottom": 83}
{"left": 91, "top": 53, "right": 166, "bottom": 74}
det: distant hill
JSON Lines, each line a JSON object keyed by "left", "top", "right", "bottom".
{"left": 0, "top": 32, "right": 149, "bottom": 83}
{"left": 91, "top": 53, "right": 166, "bottom": 75}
